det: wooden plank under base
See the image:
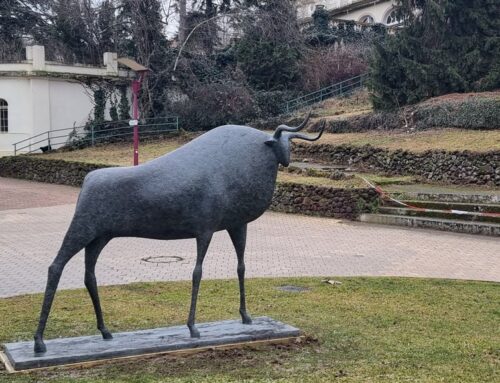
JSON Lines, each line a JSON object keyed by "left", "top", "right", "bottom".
{"left": 2, "top": 316, "right": 301, "bottom": 372}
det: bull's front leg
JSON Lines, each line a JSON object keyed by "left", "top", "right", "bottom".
{"left": 187, "top": 232, "right": 213, "bottom": 338}
{"left": 228, "top": 224, "right": 252, "bottom": 324}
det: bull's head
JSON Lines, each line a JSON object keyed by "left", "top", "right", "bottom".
{"left": 265, "top": 112, "right": 325, "bottom": 166}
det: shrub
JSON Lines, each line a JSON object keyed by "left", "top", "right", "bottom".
{"left": 299, "top": 45, "right": 368, "bottom": 93}
{"left": 173, "top": 83, "right": 259, "bottom": 131}
{"left": 254, "top": 90, "right": 297, "bottom": 118}
{"left": 413, "top": 97, "right": 500, "bottom": 130}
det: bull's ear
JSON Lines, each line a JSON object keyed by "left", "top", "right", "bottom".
{"left": 265, "top": 138, "right": 276, "bottom": 146}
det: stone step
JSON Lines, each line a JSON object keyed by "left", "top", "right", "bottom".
{"left": 378, "top": 206, "right": 500, "bottom": 224}
{"left": 386, "top": 192, "right": 499, "bottom": 204}
{"left": 393, "top": 200, "right": 500, "bottom": 213}
{"left": 359, "top": 214, "right": 500, "bottom": 237}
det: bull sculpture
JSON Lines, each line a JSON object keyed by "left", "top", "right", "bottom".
{"left": 34, "top": 113, "right": 324, "bottom": 354}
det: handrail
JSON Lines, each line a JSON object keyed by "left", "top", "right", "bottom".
{"left": 13, "top": 117, "right": 179, "bottom": 155}
{"left": 282, "top": 73, "right": 368, "bottom": 114}
{"left": 13, "top": 130, "right": 51, "bottom": 146}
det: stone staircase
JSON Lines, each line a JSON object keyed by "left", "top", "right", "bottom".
{"left": 360, "top": 190, "right": 500, "bottom": 237}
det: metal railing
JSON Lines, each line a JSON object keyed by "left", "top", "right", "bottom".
{"left": 282, "top": 73, "right": 368, "bottom": 114}
{"left": 13, "top": 117, "right": 179, "bottom": 155}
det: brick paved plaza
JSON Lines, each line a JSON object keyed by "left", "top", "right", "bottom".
{"left": 0, "top": 177, "right": 499, "bottom": 298}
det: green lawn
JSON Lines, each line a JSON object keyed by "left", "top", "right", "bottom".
{"left": 277, "top": 172, "right": 366, "bottom": 188}
{"left": 1, "top": 277, "right": 498, "bottom": 382}
{"left": 35, "top": 136, "right": 184, "bottom": 166}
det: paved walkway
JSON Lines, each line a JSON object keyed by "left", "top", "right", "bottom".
{"left": 0, "top": 177, "right": 499, "bottom": 298}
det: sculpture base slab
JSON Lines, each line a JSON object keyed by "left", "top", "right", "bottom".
{"left": 1, "top": 316, "right": 300, "bottom": 372}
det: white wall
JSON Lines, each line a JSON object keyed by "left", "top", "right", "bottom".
{"left": 49, "top": 80, "right": 94, "bottom": 134}
{"left": 297, "top": 0, "right": 395, "bottom": 24}
{"left": 340, "top": 1, "right": 395, "bottom": 24}
{"left": 0, "top": 76, "right": 128, "bottom": 154}
{"left": 30, "top": 78, "right": 51, "bottom": 136}
{"left": 0, "top": 78, "right": 33, "bottom": 154}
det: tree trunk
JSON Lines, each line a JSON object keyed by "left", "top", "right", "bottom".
{"left": 178, "top": 0, "right": 187, "bottom": 44}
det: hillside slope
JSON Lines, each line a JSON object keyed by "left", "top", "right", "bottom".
{"left": 308, "top": 90, "right": 500, "bottom": 133}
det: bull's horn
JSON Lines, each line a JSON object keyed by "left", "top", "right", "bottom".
{"left": 273, "top": 111, "right": 311, "bottom": 139}
{"left": 289, "top": 120, "right": 325, "bottom": 142}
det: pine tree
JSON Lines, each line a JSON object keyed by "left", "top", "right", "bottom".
{"left": 0, "top": 1, "right": 47, "bottom": 61}
{"left": 120, "top": 0, "right": 174, "bottom": 117}
{"left": 370, "top": 0, "right": 500, "bottom": 109}
{"left": 234, "top": 0, "right": 303, "bottom": 91}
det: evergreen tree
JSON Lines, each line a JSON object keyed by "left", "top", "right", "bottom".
{"left": 370, "top": 0, "right": 500, "bottom": 109}
{"left": 118, "top": 86, "right": 131, "bottom": 120}
{"left": 120, "top": 0, "right": 174, "bottom": 117}
{"left": 0, "top": 1, "right": 47, "bottom": 61}
{"left": 234, "top": 0, "right": 302, "bottom": 91}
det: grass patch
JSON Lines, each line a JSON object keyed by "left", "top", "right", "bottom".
{"left": 358, "top": 173, "right": 417, "bottom": 186}
{"left": 277, "top": 172, "right": 365, "bottom": 188}
{"left": 0, "top": 277, "right": 498, "bottom": 382}
{"left": 316, "top": 129, "right": 500, "bottom": 153}
{"left": 33, "top": 137, "right": 184, "bottom": 166}
{"left": 311, "top": 90, "right": 372, "bottom": 119}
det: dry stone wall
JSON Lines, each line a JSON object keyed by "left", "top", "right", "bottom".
{"left": 0, "top": 156, "right": 109, "bottom": 187}
{"left": 271, "top": 182, "right": 378, "bottom": 219}
{"left": 293, "top": 143, "right": 499, "bottom": 186}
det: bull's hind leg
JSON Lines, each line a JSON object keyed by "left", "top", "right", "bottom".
{"left": 34, "top": 236, "right": 87, "bottom": 354}
{"left": 228, "top": 224, "right": 252, "bottom": 324}
{"left": 187, "top": 232, "right": 213, "bottom": 338}
{"left": 84, "top": 236, "right": 112, "bottom": 340}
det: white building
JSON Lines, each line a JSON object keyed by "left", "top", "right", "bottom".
{"left": 297, "top": 0, "right": 399, "bottom": 26}
{"left": 0, "top": 46, "right": 133, "bottom": 155}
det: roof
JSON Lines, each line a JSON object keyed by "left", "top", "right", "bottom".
{"left": 117, "top": 58, "right": 149, "bottom": 72}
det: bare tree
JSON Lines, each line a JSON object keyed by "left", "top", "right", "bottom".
{"left": 178, "top": 0, "right": 187, "bottom": 43}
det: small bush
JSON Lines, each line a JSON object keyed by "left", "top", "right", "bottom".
{"left": 413, "top": 97, "right": 500, "bottom": 130}
{"left": 300, "top": 45, "right": 368, "bottom": 93}
{"left": 254, "top": 90, "right": 297, "bottom": 118}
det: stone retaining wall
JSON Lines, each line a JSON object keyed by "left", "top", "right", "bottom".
{"left": 293, "top": 143, "right": 499, "bottom": 186}
{"left": 271, "top": 182, "right": 378, "bottom": 219}
{"left": 0, "top": 156, "right": 109, "bottom": 187}
{"left": 0, "top": 156, "right": 378, "bottom": 219}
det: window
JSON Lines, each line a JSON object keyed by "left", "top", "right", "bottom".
{"left": 386, "top": 10, "right": 400, "bottom": 25}
{"left": 359, "top": 15, "right": 374, "bottom": 24}
{"left": 0, "top": 99, "right": 7, "bottom": 132}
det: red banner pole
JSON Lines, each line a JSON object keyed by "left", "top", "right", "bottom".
{"left": 131, "top": 73, "right": 143, "bottom": 166}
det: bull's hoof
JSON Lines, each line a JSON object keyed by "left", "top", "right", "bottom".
{"left": 34, "top": 338, "right": 46, "bottom": 355}
{"left": 188, "top": 325, "right": 200, "bottom": 338}
{"left": 240, "top": 309, "right": 253, "bottom": 325}
{"left": 100, "top": 328, "right": 113, "bottom": 340}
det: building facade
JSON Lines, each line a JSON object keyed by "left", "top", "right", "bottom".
{"left": 0, "top": 46, "right": 132, "bottom": 155}
{"left": 297, "top": 0, "right": 398, "bottom": 26}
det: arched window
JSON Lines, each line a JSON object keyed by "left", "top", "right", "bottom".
{"left": 0, "top": 99, "right": 7, "bottom": 133}
{"left": 386, "top": 9, "right": 401, "bottom": 25}
{"left": 359, "top": 15, "right": 374, "bottom": 24}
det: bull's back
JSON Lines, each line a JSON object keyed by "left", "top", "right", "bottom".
{"left": 72, "top": 125, "right": 278, "bottom": 239}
